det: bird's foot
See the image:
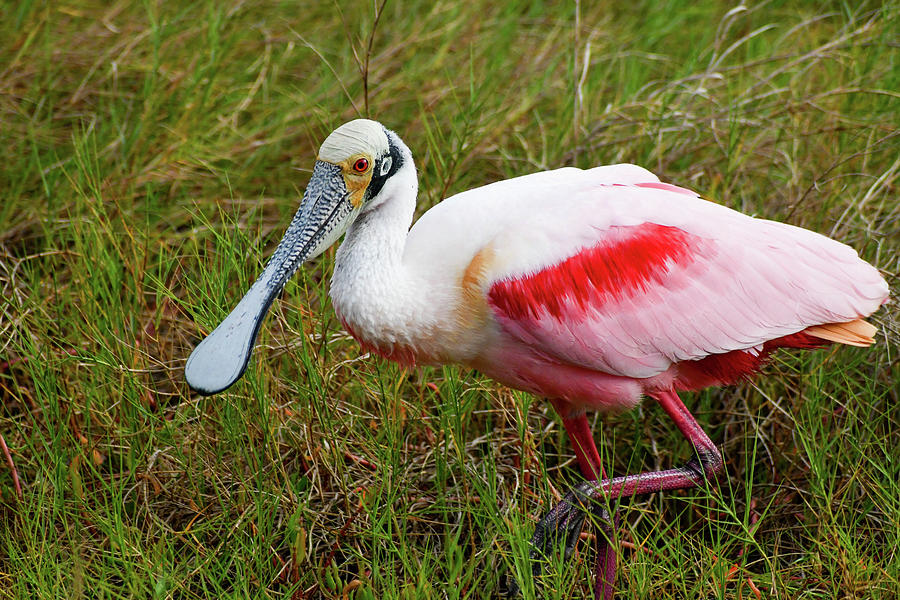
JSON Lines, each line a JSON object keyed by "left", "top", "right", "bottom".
{"left": 506, "top": 481, "right": 614, "bottom": 598}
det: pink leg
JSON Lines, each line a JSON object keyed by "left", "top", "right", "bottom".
{"left": 548, "top": 399, "right": 616, "bottom": 600}
{"left": 576, "top": 389, "right": 721, "bottom": 500}
{"left": 549, "top": 400, "right": 605, "bottom": 480}
{"left": 594, "top": 520, "right": 618, "bottom": 600}
{"left": 523, "top": 390, "right": 723, "bottom": 600}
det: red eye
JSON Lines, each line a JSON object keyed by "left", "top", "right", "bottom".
{"left": 352, "top": 158, "right": 369, "bottom": 173}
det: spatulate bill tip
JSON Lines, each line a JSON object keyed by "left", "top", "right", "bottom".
{"left": 187, "top": 381, "right": 223, "bottom": 396}
{"left": 184, "top": 358, "right": 240, "bottom": 395}
{"left": 184, "top": 332, "right": 254, "bottom": 396}
{"left": 184, "top": 359, "right": 248, "bottom": 396}
{"left": 183, "top": 279, "right": 280, "bottom": 395}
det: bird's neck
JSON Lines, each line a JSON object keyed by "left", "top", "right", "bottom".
{"left": 340, "top": 192, "right": 414, "bottom": 267}
{"left": 335, "top": 161, "right": 418, "bottom": 274}
{"left": 329, "top": 167, "right": 433, "bottom": 362}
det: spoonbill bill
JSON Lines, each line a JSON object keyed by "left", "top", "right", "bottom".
{"left": 185, "top": 119, "right": 889, "bottom": 598}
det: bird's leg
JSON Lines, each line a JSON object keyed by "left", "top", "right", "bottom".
{"left": 594, "top": 511, "right": 620, "bottom": 600}
{"left": 546, "top": 401, "right": 617, "bottom": 599}
{"left": 518, "top": 389, "right": 723, "bottom": 599}
{"left": 548, "top": 400, "right": 606, "bottom": 480}
{"left": 504, "top": 402, "right": 618, "bottom": 598}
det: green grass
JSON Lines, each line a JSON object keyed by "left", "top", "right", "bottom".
{"left": 2, "top": 1, "right": 899, "bottom": 598}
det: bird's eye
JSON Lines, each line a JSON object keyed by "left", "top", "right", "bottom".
{"left": 352, "top": 158, "right": 369, "bottom": 173}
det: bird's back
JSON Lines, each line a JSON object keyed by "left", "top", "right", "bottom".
{"left": 402, "top": 164, "right": 888, "bottom": 399}
{"left": 404, "top": 164, "right": 663, "bottom": 274}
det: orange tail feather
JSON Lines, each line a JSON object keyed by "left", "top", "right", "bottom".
{"left": 804, "top": 319, "right": 877, "bottom": 347}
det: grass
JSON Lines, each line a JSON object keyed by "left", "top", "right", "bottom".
{"left": 1, "top": 0, "right": 898, "bottom": 598}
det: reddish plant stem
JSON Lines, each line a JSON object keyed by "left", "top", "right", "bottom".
{"left": 0, "top": 433, "right": 22, "bottom": 499}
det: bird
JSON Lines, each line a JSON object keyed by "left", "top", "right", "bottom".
{"left": 184, "top": 119, "right": 889, "bottom": 599}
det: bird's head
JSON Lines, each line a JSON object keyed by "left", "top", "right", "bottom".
{"left": 318, "top": 118, "right": 410, "bottom": 209}
{"left": 289, "top": 119, "right": 411, "bottom": 261}
{"left": 184, "top": 119, "right": 411, "bottom": 395}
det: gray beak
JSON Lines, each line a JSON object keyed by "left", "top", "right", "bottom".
{"left": 185, "top": 161, "right": 354, "bottom": 395}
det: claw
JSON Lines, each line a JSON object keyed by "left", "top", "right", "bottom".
{"left": 532, "top": 485, "right": 593, "bottom": 561}
{"left": 507, "top": 481, "right": 612, "bottom": 597}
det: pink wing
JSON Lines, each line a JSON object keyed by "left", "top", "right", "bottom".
{"left": 484, "top": 183, "right": 888, "bottom": 381}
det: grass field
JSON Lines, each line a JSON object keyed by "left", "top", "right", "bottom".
{"left": 2, "top": 1, "right": 899, "bottom": 598}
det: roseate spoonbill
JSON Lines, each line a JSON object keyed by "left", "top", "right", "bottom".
{"left": 184, "top": 119, "right": 889, "bottom": 599}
